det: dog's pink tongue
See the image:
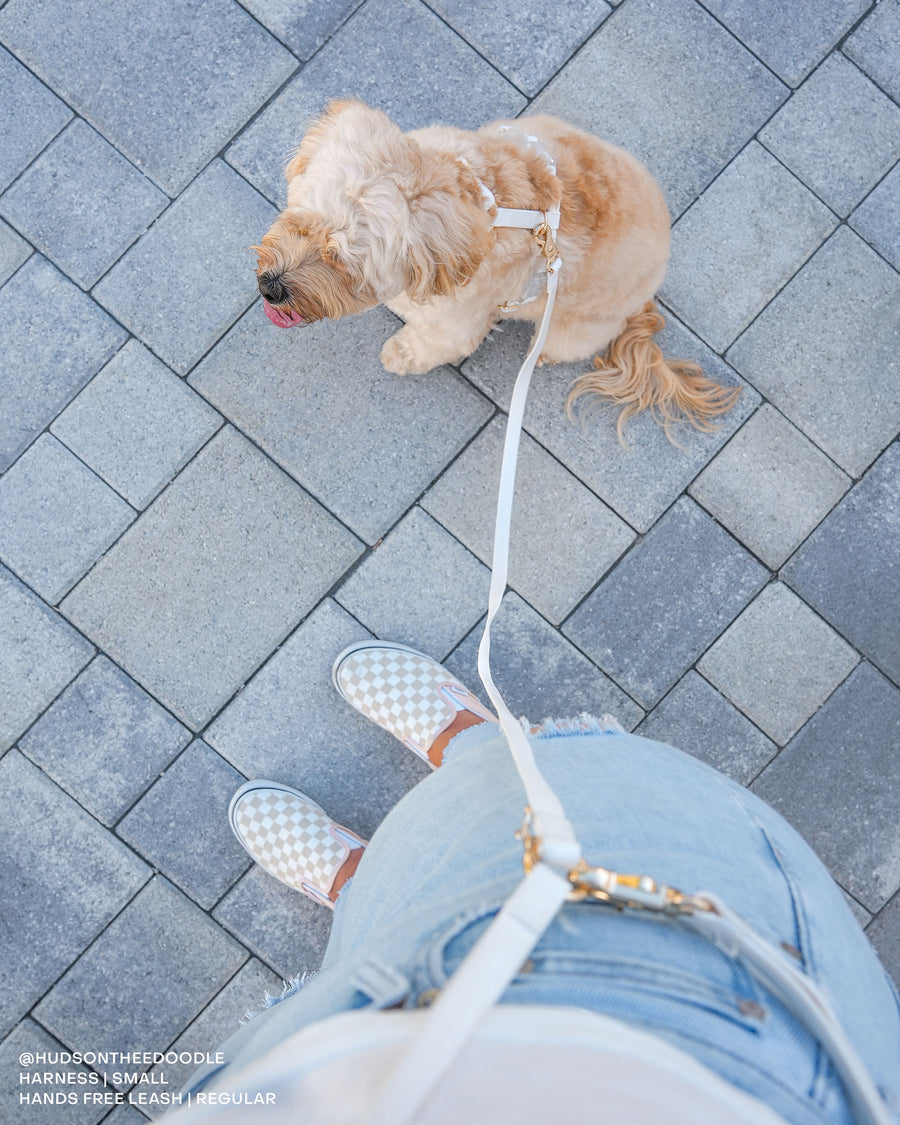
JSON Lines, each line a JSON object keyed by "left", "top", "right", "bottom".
{"left": 263, "top": 300, "right": 306, "bottom": 328}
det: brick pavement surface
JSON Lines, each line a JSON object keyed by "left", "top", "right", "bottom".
{"left": 0, "top": 1, "right": 898, "bottom": 1117}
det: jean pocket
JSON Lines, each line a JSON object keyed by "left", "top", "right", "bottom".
{"left": 428, "top": 905, "right": 770, "bottom": 1046}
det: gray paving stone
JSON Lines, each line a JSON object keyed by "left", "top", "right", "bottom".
{"left": 0, "top": 0, "right": 296, "bottom": 195}
{"left": 0, "top": 120, "right": 168, "bottom": 288}
{"left": 189, "top": 304, "right": 492, "bottom": 543}
{"left": 753, "top": 663, "right": 900, "bottom": 912}
{"left": 61, "top": 426, "right": 362, "bottom": 729}
{"left": 106, "top": 1107, "right": 150, "bottom": 1125}
{"left": 462, "top": 315, "right": 757, "bottom": 533}
{"left": 0, "top": 255, "right": 127, "bottom": 472}
{"left": 783, "top": 442, "right": 900, "bottom": 685}
{"left": 0, "top": 46, "right": 71, "bottom": 190}
{"left": 727, "top": 227, "right": 900, "bottom": 477}
{"left": 564, "top": 498, "right": 768, "bottom": 708}
{"left": 698, "top": 582, "right": 858, "bottom": 745}
{"left": 19, "top": 656, "right": 190, "bottom": 827}
{"left": 422, "top": 416, "right": 634, "bottom": 624}
{"left": 635, "top": 670, "right": 777, "bottom": 785}
{"left": 143, "top": 958, "right": 281, "bottom": 1116}
{"left": 0, "top": 216, "right": 29, "bottom": 286}
{"left": 214, "top": 866, "right": 333, "bottom": 980}
{"left": 52, "top": 341, "right": 222, "bottom": 509}
{"left": 34, "top": 877, "right": 246, "bottom": 1067}
{"left": 867, "top": 892, "right": 900, "bottom": 990}
{"left": 206, "top": 599, "right": 430, "bottom": 841}
{"left": 226, "top": 0, "right": 525, "bottom": 203}
{"left": 336, "top": 507, "right": 490, "bottom": 659}
{"left": 851, "top": 159, "right": 900, "bottom": 271}
{"left": 700, "top": 0, "right": 870, "bottom": 87}
{"left": 842, "top": 890, "right": 872, "bottom": 930}
{"left": 236, "top": 0, "right": 361, "bottom": 60}
{"left": 1, "top": 1019, "right": 107, "bottom": 1125}
{"left": 844, "top": 0, "right": 900, "bottom": 104}
{"left": 93, "top": 161, "right": 276, "bottom": 376}
{"left": 530, "top": 0, "right": 786, "bottom": 216}
{"left": 689, "top": 404, "right": 851, "bottom": 568}
{"left": 427, "top": 0, "right": 612, "bottom": 97}
{"left": 444, "top": 592, "right": 644, "bottom": 729}
{"left": 0, "top": 751, "right": 148, "bottom": 1037}
{"left": 760, "top": 55, "right": 900, "bottom": 218}
{"left": 662, "top": 143, "right": 836, "bottom": 352}
{"left": 0, "top": 435, "right": 135, "bottom": 604}
{"left": 0, "top": 565, "right": 94, "bottom": 753}
{"left": 117, "top": 741, "right": 249, "bottom": 909}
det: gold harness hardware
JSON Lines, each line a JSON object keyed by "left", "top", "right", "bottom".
{"left": 532, "top": 217, "right": 560, "bottom": 270}
{"left": 517, "top": 807, "right": 716, "bottom": 916}
{"left": 496, "top": 211, "right": 561, "bottom": 314}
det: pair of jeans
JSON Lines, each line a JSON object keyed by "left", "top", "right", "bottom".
{"left": 188, "top": 721, "right": 900, "bottom": 1124}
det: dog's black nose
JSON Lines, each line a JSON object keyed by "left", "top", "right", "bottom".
{"left": 258, "top": 271, "right": 289, "bottom": 304}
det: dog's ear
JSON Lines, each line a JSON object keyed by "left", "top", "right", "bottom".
{"left": 403, "top": 158, "right": 493, "bottom": 301}
{"left": 285, "top": 99, "right": 371, "bottom": 183}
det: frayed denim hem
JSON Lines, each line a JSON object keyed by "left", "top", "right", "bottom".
{"left": 526, "top": 712, "right": 625, "bottom": 738}
{"left": 444, "top": 713, "right": 626, "bottom": 764}
{"left": 241, "top": 971, "right": 319, "bottom": 1024}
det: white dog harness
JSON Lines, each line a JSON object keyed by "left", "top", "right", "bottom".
{"left": 461, "top": 127, "right": 563, "bottom": 311}
{"left": 366, "top": 134, "right": 893, "bottom": 1125}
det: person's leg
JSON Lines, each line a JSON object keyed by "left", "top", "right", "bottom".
{"left": 184, "top": 654, "right": 502, "bottom": 1098}
{"left": 197, "top": 693, "right": 899, "bottom": 1125}
{"left": 209, "top": 644, "right": 899, "bottom": 1120}
{"left": 225, "top": 644, "right": 498, "bottom": 927}
{"left": 324, "top": 671, "right": 900, "bottom": 1124}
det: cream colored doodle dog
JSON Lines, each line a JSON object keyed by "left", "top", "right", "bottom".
{"left": 255, "top": 99, "right": 738, "bottom": 436}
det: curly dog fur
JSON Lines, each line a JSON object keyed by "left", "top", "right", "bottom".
{"left": 255, "top": 100, "right": 739, "bottom": 438}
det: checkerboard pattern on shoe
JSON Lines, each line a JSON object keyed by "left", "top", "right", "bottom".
{"left": 230, "top": 784, "right": 362, "bottom": 904}
{"left": 332, "top": 642, "right": 496, "bottom": 761}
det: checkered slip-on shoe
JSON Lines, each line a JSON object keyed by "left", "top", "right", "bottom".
{"left": 331, "top": 641, "right": 497, "bottom": 766}
{"left": 229, "top": 781, "right": 366, "bottom": 909}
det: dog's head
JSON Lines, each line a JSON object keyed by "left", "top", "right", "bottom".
{"left": 254, "top": 100, "right": 493, "bottom": 328}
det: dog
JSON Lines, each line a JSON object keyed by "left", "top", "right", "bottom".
{"left": 254, "top": 99, "right": 739, "bottom": 439}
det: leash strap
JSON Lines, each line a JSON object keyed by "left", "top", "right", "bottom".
{"left": 474, "top": 251, "right": 580, "bottom": 871}
{"left": 363, "top": 862, "right": 570, "bottom": 1125}
{"left": 364, "top": 174, "right": 893, "bottom": 1125}
{"left": 365, "top": 203, "right": 573, "bottom": 1125}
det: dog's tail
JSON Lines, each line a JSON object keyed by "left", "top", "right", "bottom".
{"left": 565, "top": 301, "right": 741, "bottom": 444}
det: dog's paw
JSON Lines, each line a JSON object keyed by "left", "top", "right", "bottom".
{"left": 380, "top": 331, "right": 432, "bottom": 376}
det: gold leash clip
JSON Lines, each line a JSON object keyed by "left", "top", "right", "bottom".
{"left": 531, "top": 217, "right": 560, "bottom": 271}
{"left": 516, "top": 806, "right": 542, "bottom": 874}
{"left": 518, "top": 806, "right": 715, "bottom": 916}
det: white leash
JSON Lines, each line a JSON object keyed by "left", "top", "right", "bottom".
{"left": 364, "top": 195, "right": 572, "bottom": 1125}
{"left": 364, "top": 157, "right": 893, "bottom": 1125}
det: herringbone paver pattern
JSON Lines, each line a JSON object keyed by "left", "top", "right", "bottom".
{"left": 1, "top": 1, "right": 898, "bottom": 1117}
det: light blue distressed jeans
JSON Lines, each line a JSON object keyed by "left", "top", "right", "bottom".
{"left": 187, "top": 721, "right": 900, "bottom": 1124}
